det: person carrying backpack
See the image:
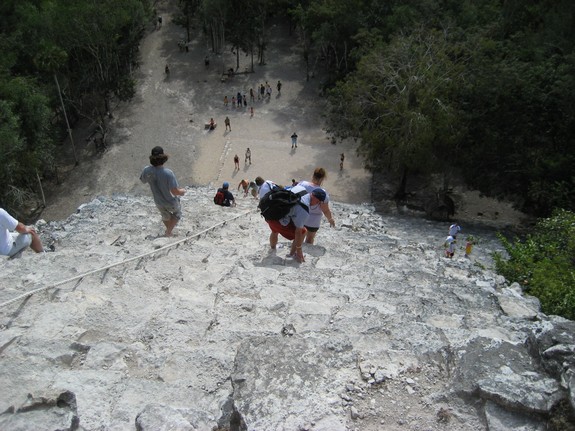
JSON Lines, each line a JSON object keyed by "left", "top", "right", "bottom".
{"left": 214, "top": 182, "right": 236, "bottom": 207}
{"left": 260, "top": 185, "right": 326, "bottom": 263}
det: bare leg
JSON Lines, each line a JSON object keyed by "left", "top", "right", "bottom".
{"left": 304, "top": 231, "right": 317, "bottom": 245}
{"left": 269, "top": 231, "right": 278, "bottom": 249}
{"left": 163, "top": 216, "right": 179, "bottom": 237}
{"left": 30, "top": 232, "right": 44, "bottom": 253}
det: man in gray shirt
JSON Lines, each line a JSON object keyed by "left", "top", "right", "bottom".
{"left": 140, "top": 146, "right": 186, "bottom": 236}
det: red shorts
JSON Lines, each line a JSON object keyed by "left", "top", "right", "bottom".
{"left": 267, "top": 220, "right": 306, "bottom": 240}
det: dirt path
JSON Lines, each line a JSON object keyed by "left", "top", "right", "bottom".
{"left": 41, "top": 0, "right": 370, "bottom": 221}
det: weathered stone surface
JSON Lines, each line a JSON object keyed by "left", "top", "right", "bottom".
{"left": 496, "top": 287, "right": 541, "bottom": 320}
{"left": 0, "top": 391, "right": 78, "bottom": 431}
{"left": 231, "top": 335, "right": 353, "bottom": 431}
{"left": 135, "top": 404, "right": 196, "bottom": 431}
{"left": 484, "top": 400, "right": 546, "bottom": 431}
{"left": 478, "top": 367, "right": 563, "bottom": 414}
{"left": 1, "top": 190, "right": 574, "bottom": 430}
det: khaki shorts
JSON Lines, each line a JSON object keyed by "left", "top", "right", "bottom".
{"left": 156, "top": 201, "right": 182, "bottom": 222}
{"left": 8, "top": 232, "right": 32, "bottom": 257}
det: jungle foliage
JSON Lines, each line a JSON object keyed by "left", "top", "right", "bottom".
{"left": 307, "top": 0, "right": 575, "bottom": 217}
{"left": 0, "top": 0, "right": 151, "bottom": 216}
{"left": 3, "top": 0, "right": 573, "bottom": 317}
{"left": 494, "top": 209, "right": 575, "bottom": 320}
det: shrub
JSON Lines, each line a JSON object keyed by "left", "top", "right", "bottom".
{"left": 494, "top": 209, "right": 575, "bottom": 320}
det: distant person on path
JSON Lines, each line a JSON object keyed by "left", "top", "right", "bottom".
{"left": 266, "top": 83, "right": 272, "bottom": 98}
{"left": 260, "top": 84, "right": 265, "bottom": 99}
{"left": 444, "top": 235, "right": 456, "bottom": 258}
{"left": 250, "top": 88, "right": 255, "bottom": 102}
{"left": 225, "top": 116, "right": 231, "bottom": 131}
{"left": 209, "top": 118, "right": 215, "bottom": 130}
{"left": 238, "top": 179, "right": 250, "bottom": 196}
{"left": 297, "top": 167, "right": 336, "bottom": 244}
{"left": 291, "top": 132, "right": 298, "bottom": 149}
{"left": 277, "top": 80, "right": 282, "bottom": 93}
{"left": 245, "top": 148, "right": 251, "bottom": 165}
{"left": 250, "top": 106, "right": 254, "bottom": 117}
{"left": 238, "top": 179, "right": 258, "bottom": 198}
{"left": 157, "top": 16, "right": 162, "bottom": 29}
{"left": 214, "top": 182, "right": 236, "bottom": 207}
{"left": 340, "top": 153, "right": 345, "bottom": 170}
{"left": 265, "top": 185, "right": 326, "bottom": 263}
{"left": 224, "top": 96, "right": 228, "bottom": 107}
{"left": 140, "top": 146, "right": 186, "bottom": 237}
{"left": 247, "top": 180, "right": 258, "bottom": 198}
{"left": 164, "top": 64, "right": 170, "bottom": 75}
{"left": 232, "top": 96, "right": 236, "bottom": 108}
{"left": 234, "top": 154, "right": 240, "bottom": 170}
{"left": 0, "top": 208, "right": 44, "bottom": 257}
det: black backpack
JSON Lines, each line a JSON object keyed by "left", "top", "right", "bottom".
{"left": 258, "top": 187, "right": 308, "bottom": 221}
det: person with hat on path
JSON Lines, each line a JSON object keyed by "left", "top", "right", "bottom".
{"left": 140, "top": 146, "right": 186, "bottom": 237}
{"left": 265, "top": 185, "right": 326, "bottom": 263}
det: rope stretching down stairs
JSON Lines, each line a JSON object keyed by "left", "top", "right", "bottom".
{"left": 0, "top": 209, "right": 256, "bottom": 309}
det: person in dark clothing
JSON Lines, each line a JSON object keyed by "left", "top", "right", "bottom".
{"left": 214, "top": 182, "right": 236, "bottom": 207}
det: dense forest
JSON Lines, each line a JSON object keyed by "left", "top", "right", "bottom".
{"left": 1, "top": 0, "right": 574, "bottom": 316}
{"left": 1, "top": 0, "right": 574, "bottom": 217}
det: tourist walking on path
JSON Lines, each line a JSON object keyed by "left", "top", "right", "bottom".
{"left": 291, "top": 132, "right": 298, "bottom": 149}
{"left": 297, "top": 167, "right": 336, "bottom": 244}
{"left": 0, "top": 208, "right": 44, "bottom": 256}
{"left": 277, "top": 80, "right": 282, "bottom": 93}
{"left": 140, "top": 146, "right": 186, "bottom": 237}
{"left": 234, "top": 154, "right": 240, "bottom": 170}
{"left": 225, "top": 116, "right": 231, "bottom": 131}
{"left": 340, "top": 153, "right": 345, "bottom": 170}
{"left": 245, "top": 148, "right": 251, "bottom": 165}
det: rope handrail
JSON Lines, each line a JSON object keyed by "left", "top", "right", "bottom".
{"left": 0, "top": 209, "right": 257, "bottom": 309}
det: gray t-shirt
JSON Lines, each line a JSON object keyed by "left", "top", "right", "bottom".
{"left": 140, "top": 165, "right": 179, "bottom": 207}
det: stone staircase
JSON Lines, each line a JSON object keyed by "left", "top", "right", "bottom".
{"left": 0, "top": 186, "right": 573, "bottom": 431}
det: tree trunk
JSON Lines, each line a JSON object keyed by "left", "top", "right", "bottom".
{"left": 54, "top": 73, "right": 78, "bottom": 165}
{"left": 394, "top": 166, "right": 408, "bottom": 200}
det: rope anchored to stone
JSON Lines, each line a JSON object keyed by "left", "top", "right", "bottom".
{"left": 0, "top": 209, "right": 256, "bottom": 309}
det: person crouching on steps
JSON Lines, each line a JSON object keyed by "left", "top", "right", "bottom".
{"left": 215, "top": 182, "right": 236, "bottom": 207}
{"left": 266, "top": 187, "right": 326, "bottom": 263}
